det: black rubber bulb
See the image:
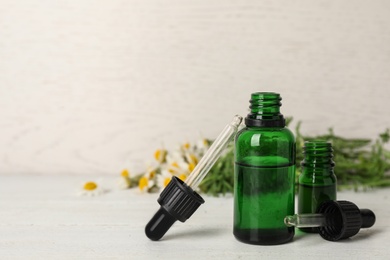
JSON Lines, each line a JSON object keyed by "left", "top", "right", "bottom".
{"left": 145, "top": 207, "right": 176, "bottom": 241}
{"left": 360, "top": 209, "right": 376, "bottom": 228}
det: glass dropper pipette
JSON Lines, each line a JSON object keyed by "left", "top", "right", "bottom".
{"left": 284, "top": 200, "right": 376, "bottom": 241}
{"left": 185, "top": 115, "right": 243, "bottom": 190}
{"left": 145, "top": 115, "right": 243, "bottom": 241}
{"left": 284, "top": 213, "right": 328, "bottom": 228}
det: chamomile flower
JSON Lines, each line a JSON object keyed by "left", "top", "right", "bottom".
{"left": 185, "top": 153, "right": 199, "bottom": 171}
{"left": 154, "top": 149, "right": 167, "bottom": 164}
{"left": 117, "top": 169, "right": 131, "bottom": 189}
{"left": 164, "top": 152, "right": 185, "bottom": 174}
{"left": 145, "top": 167, "right": 158, "bottom": 180}
{"left": 169, "top": 162, "right": 191, "bottom": 182}
{"left": 121, "top": 169, "right": 130, "bottom": 177}
{"left": 134, "top": 138, "right": 212, "bottom": 194}
{"left": 182, "top": 142, "right": 191, "bottom": 151}
{"left": 138, "top": 176, "right": 154, "bottom": 192}
{"left": 157, "top": 170, "right": 173, "bottom": 190}
{"left": 196, "top": 138, "right": 211, "bottom": 153}
{"left": 79, "top": 180, "right": 106, "bottom": 196}
{"left": 177, "top": 173, "right": 188, "bottom": 182}
{"left": 138, "top": 168, "right": 157, "bottom": 192}
{"left": 167, "top": 159, "right": 189, "bottom": 175}
{"left": 187, "top": 162, "right": 196, "bottom": 173}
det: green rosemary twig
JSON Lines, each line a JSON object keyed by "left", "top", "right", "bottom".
{"left": 200, "top": 118, "right": 390, "bottom": 196}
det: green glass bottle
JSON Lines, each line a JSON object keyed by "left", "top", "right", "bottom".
{"left": 234, "top": 92, "right": 296, "bottom": 245}
{"left": 298, "top": 141, "right": 337, "bottom": 233}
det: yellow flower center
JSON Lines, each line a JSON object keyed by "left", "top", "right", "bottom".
{"left": 149, "top": 170, "right": 156, "bottom": 179}
{"left": 154, "top": 149, "right": 166, "bottom": 162}
{"left": 188, "top": 162, "right": 196, "bottom": 172}
{"left": 83, "top": 182, "right": 97, "bottom": 191}
{"left": 183, "top": 143, "right": 190, "bottom": 150}
{"left": 154, "top": 150, "right": 161, "bottom": 161}
{"left": 203, "top": 139, "right": 209, "bottom": 147}
{"left": 121, "top": 169, "right": 129, "bottom": 177}
{"left": 163, "top": 177, "right": 171, "bottom": 187}
{"left": 139, "top": 177, "right": 148, "bottom": 191}
{"left": 171, "top": 162, "right": 179, "bottom": 168}
{"left": 189, "top": 154, "right": 198, "bottom": 164}
{"left": 178, "top": 174, "right": 187, "bottom": 182}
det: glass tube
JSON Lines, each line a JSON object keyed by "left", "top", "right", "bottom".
{"left": 185, "top": 115, "right": 243, "bottom": 190}
{"left": 284, "top": 214, "right": 328, "bottom": 228}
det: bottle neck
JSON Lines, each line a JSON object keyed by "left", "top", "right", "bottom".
{"left": 245, "top": 92, "right": 285, "bottom": 127}
{"left": 301, "top": 141, "right": 335, "bottom": 175}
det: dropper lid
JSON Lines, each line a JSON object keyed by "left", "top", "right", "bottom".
{"left": 317, "top": 200, "right": 376, "bottom": 241}
{"left": 145, "top": 176, "right": 205, "bottom": 241}
{"left": 284, "top": 200, "right": 376, "bottom": 241}
{"left": 145, "top": 115, "right": 243, "bottom": 241}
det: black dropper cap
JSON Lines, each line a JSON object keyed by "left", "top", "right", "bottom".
{"left": 145, "top": 176, "right": 205, "bottom": 241}
{"left": 317, "top": 200, "right": 376, "bottom": 241}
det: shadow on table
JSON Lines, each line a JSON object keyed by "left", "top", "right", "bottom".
{"left": 292, "top": 226, "right": 382, "bottom": 243}
{"left": 292, "top": 229, "right": 317, "bottom": 242}
{"left": 337, "top": 228, "right": 382, "bottom": 243}
{"left": 161, "top": 225, "right": 381, "bottom": 242}
{"left": 163, "top": 227, "right": 227, "bottom": 241}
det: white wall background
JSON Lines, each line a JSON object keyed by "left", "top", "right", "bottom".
{"left": 1, "top": 0, "right": 389, "bottom": 175}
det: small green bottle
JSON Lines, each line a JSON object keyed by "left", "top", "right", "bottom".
{"left": 298, "top": 141, "right": 337, "bottom": 233}
{"left": 234, "top": 92, "right": 296, "bottom": 245}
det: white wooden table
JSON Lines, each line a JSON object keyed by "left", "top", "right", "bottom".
{"left": 1, "top": 175, "right": 389, "bottom": 259}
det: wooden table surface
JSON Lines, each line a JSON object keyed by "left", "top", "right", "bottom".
{"left": 1, "top": 175, "right": 389, "bottom": 259}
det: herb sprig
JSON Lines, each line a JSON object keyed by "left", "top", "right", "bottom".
{"left": 200, "top": 119, "right": 390, "bottom": 195}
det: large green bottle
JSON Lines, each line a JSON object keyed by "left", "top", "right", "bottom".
{"left": 234, "top": 92, "right": 296, "bottom": 245}
{"left": 298, "top": 141, "right": 337, "bottom": 233}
